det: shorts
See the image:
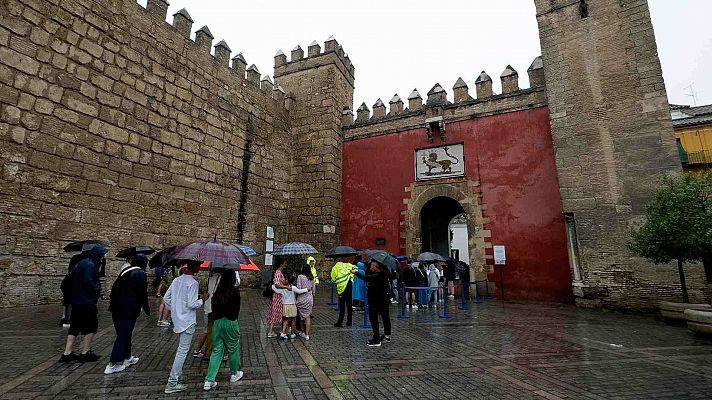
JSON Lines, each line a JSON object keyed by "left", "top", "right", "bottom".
{"left": 283, "top": 304, "right": 297, "bottom": 318}
{"left": 68, "top": 304, "right": 98, "bottom": 336}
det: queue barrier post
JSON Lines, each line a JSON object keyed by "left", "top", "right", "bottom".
{"left": 484, "top": 279, "right": 492, "bottom": 299}
{"left": 458, "top": 282, "right": 468, "bottom": 311}
{"left": 473, "top": 280, "right": 481, "bottom": 304}
{"left": 439, "top": 285, "right": 451, "bottom": 319}
{"left": 398, "top": 284, "right": 409, "bottom": 320}
{"left": 359, "top": 292, "right": 371, "bottom": 328}
{"left": 328, "top": 281, "right": 337, "bottom": 305}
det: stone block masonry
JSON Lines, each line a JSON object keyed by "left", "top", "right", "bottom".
{"left": 535, "top": 0, "right": 707, "bottom": 310}
{"left": 0, "top": 0, "right": 293, "bottom": 306}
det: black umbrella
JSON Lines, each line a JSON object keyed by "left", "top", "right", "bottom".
{"left": 149, "top": 246, "right": 182, "bottom": 269}
{"left": 365, "top": 250, "right": 399, "bottom": 272}
{"left": 326, "top": 245, "right": 358, "bottom": 258}
{"left": 416, "top": 252, "right": 446, "bottom": 263}
{"left": 116, "top": 246, "right": 156, "bottom": 259}
{"left": 63, "top": 240, "right": 108, "bottom": 253}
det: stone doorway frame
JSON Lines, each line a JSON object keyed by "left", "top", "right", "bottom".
{"left": 402, "top": 178, "right": 488, "bottom": 279}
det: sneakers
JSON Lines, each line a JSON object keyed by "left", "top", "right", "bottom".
{"left": 59, "top": 352, "right": 79, "bottom": 363}
{"left": 303, "top": 335, "right": 310, "bottom": 341}
{"left": 104, "top": 362, "right": 126, "bottom": 374}
{"left": 280, "top": 332, "right": 288, "bottom": 340}
{"left": 78, "top": 351, "right": 100, "bottom": 363}
{"left": 297, "top": 331, "right": 307, "bottom": 339}
{"left": 157, "top": 320, "right": 170, "bottom": 327}
{"left": 412, "top": 304, "right": 419, "bottom": 309}
{"left": 367, "top": 339, "right": 381, "bottom": 347}
{"left": 123, "top": 356, "right": 139, "bottom": 367}
{"left": 230, "top": 371, "right": 244, "bottom": 382}
{"left": 203, "top": 381, "right": 217, "bottom": 391}
{"left": 289, "top": 333, "right": 296, "bottom": 339}
{"left": 165, "top": 383, "right": 187, "bottom": 394}
{"left": 380, "top": 335, "right": 391, "bottom": 342}
{"left": 193, "top": 350, "right": 205, "bottom": 358}
{"left": 267, "top": 332, "right": 277, "bottom": 338}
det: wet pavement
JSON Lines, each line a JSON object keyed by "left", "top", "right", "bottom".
{"left": 1, "top": 289, "right": 711, "bottom": 399}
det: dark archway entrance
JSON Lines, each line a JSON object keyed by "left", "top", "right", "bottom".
{"left": 420, "top": 196, "right": 466, "bottom": 257}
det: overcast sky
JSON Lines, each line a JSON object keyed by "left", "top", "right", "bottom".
{"left": 143, "top": 0, "right": 711, "bottom": 109}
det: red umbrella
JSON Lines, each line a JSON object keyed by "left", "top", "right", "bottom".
{"left": 198, "top": 259, "right": 260, "bottom": 271}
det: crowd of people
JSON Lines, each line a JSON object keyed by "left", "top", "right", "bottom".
{"left": 56, "top": 243, "right": 466, "bottom": 394}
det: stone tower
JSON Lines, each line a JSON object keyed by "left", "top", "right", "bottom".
{"left": 274, "top": 38, "right": 355, "bottom": 254}
{"left": 535, "top": 0, "right": 684, "bottom": 309}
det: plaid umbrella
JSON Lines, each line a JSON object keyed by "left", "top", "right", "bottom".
{"left": 416, "top": 252, "right": 446, "bottom": 263}
{"left": 171, "top": 240, "right": 249, "bottom": 268}
{"left": 272, "top": 242, "right": 318, "bottom": 256}
{"left": 235, "top": 244, "right": 257, "bottom": 257}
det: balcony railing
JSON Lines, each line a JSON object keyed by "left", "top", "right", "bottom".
{"left": 686, "top": 149, "right": 712, "bottom": 165}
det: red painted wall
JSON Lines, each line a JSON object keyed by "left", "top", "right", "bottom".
{"left": 342, "top": 107, "right": 573, "bottom": 302}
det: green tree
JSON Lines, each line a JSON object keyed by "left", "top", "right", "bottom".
{"left": 284, "top": 255, "right": 307, "bottom": 283}
{"left": 629, "top": 171, "right": 712, "bottom": 303}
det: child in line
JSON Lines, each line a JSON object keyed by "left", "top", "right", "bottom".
{"left": 272, "top": 276, "right": 310, "bottom": 339}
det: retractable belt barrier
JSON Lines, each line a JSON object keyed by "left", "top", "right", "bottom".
{"left": 398, "top": 285, "right": 451, "bottom": 320}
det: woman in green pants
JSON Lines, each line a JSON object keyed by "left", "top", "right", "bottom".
{"left": 203, "top": 270, "right": 243, "bottom": 390}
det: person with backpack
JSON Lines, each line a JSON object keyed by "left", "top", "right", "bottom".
{"left": 351, "top": 259, "right": 392, "bottom": 347}
{"left": 59, "top": 245, "right": 106, "bottom": 363}
{"left": 104, "top": 254, "right": 150, "bottom": 374}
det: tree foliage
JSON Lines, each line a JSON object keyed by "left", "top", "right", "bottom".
{"left": 629, "top": 171, "right": 712, "bottom": 302}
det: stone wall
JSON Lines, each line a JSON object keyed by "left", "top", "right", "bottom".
{"left": 274, "top": 38, "right": 354, "bottom": 260}
{"left": 0, "top": 0, "right": 292, "bottom": 306}
{"left": 535, "top": 0, "right": 708, "bottom": 310}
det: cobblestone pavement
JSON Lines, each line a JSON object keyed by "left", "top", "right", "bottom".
{"left": 1, "top": 290, "right": 711, "bottom": 399}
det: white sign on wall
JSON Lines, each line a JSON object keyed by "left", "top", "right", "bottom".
{"left": 415, "top": 144, "right": 465, "bottom": 180}
{"left": 493, "top": 245, "right": 506, "bottom": 265}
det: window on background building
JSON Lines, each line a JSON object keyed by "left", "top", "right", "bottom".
{"left": 564, "top": 213, "right": 582, "bottom": 282}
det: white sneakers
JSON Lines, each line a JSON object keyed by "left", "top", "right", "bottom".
{"left": 123, "top": 356, "right": 139, "bottom": 367}
{"left": 103, "top": 363, "right": 126, "bottom": 374}
{"left": 157, "top": 320, "right": 170, "bottom": 327}
{"left": 204, "top": 371, "right": 244, "bottom": 391}
{"left": 230, "top": 371, "right": 244, "bottom": 382}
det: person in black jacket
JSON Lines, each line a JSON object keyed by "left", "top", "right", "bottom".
{"left": 59, "top": 245, "right": 106, "bottom": 363}
{"left": 351, "top": 260, "right": 392, "bottom": 347}
{"left": 104, "top": 254, "right": 150, "bottom": 374}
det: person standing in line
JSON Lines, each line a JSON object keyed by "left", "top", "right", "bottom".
{"left": 295, "top": 264, "right": 316, "bottom": 340}
{"left": 164, "top": 261, "right": 208, "bottom": 394}
{"left": 331, "top": 256, "right": 355, "bottom": 327}
{"left": 104, "top": 255, "right": 151, "bottom": 374}
{"left": 351, "top": 259, "right": 392, "bottom": 347}
{"left": 352, "top": 261, "right": 366, "bottom": 311}
{"left": 203, "top": 270, "right": 243, "bottom": 390}
{"left": 59, "top": 245, "right": 107, "bottom": 363}
{"left": 266, "top": 256, "right": 291, "bottom": 338}
{"left": 428, "top": 264, "right": 441, "bottom": 308}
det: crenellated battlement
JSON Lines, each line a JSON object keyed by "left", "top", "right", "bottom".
{"left": 344, "top": 57, "right": 545, "bottom": 128}
{"left": 273, "top": 36, "right": 356, "bottom": 88}
{"left": 134, "top": 1, "right": 284, "bottom": 106}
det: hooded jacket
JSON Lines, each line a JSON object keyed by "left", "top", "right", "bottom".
{"left": 70, "top": 246, "right": 105, "bottom": 305}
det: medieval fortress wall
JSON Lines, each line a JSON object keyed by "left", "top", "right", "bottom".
{"left": 0, "top": 0, "right": 297, "bottom": 306}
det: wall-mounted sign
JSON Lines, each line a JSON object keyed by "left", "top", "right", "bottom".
{"left": 493, "top": 245, "right": 506, "bottom": 265}
{"left": 375, "top": 238, "right": 386, "bottom": 246}
{"left": 415, "top": 144, "right": 464, "bottom": 180}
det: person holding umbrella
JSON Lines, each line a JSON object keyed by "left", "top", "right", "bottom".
{"left": 351, "top": 254, "right": 393, "bottom": 347}
{"left": 104, "top": 254, "right": 150, "bottom": 374}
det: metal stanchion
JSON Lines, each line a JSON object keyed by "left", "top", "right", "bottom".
{"left": 473, "top": 280, "right": 481, "bottom": 304}
{"left": 484, "top": 279, "right": 492, "bottom": 299}
{"left": 359, "top": 293, "right": 370, "bottom": 328}
{"left": 328, "top": 281, "right": 337, "bottom": 305}
{"left": 458, "top": 282, "right": 468, "bottom": 310}
{"left": 439, "top": 285, "right": 451, "bottom": 319}
{"left": 398, "top": 284, "right": 409, "bottom": 320}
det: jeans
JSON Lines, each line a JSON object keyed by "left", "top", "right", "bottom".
{"left": 205, "top": 318, "right": 240, "bottom": 382}
{"left": 368, "top": 298, "right": 391, "bottom": 342}
{"left": 168, "top": 324, "right": 195, "bottom": 385}
{"left": 109, "top": 316, "right": 137, "bottom": 364}
{"left": 428, "top": 288, "right": 439, "bottom": 305}
{"left": 336, "top": 281, "right": 353, "bottom": 326}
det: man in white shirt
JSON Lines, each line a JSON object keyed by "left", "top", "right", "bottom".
{"left": 163, "top": 262, "right": 208, "bottom": 394}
